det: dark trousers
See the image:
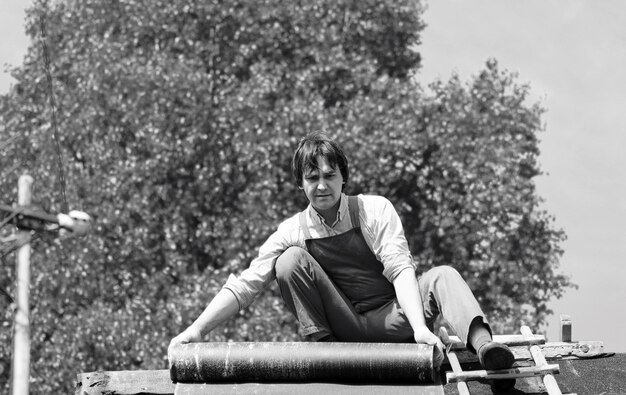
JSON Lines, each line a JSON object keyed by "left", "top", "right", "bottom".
{"left": 275, "top": 247, "right": 488, "bottom": 346}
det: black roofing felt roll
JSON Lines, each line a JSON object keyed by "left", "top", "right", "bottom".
{"left": 169, "top": 342, "right": 436, "bottom": 384}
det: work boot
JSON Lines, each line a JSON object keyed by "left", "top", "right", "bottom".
{"left": 478, "top": 342, "right": 516, "bottom": 392}
{"left": 477, "top": 341, "right": 515, "bottom": 370}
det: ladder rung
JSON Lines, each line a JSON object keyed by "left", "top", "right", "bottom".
{"left": 447, "top": 364, "right": 560, "bottom": 383}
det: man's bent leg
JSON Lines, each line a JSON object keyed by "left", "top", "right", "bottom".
{"left": 418, "top": 265, "right": 514, "bottom": 375}
{"left": 417, "top": 265, "right": 489, "bottom": 348}
{"left": 275, "top": 247, "right": 362, "bottom": 341}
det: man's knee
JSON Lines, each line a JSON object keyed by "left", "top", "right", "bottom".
{"left": 422, "top": 265, "right": 465, "bottom": 286}
{"left": 430, "top": 265, "right": 461, "bottom": 279}
{"left": 275, "top": 247, "right": 310, "bottom": 280}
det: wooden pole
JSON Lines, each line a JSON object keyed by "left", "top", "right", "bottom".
{"left": 12, "top": 175, "right": 33, "bottom": 395}
{"left": 446, "top": 364, "right": 560, "bottom": 382}
{"left": 521, "top": 326, "right": 563, "bottom": 395}
{"left": 439, "top": 327, "right": 471, "bottom": 395}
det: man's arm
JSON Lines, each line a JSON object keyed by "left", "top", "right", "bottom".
{"left": 169, "top": 289, "right": 239, "bottom": 347}
{"left": 359, "top": 196, "right": 441, "bottom": 347}
{"left": 392, "top": 267, "right": 443, "bottom": 350}
{"left": 169, "top": 214, "right": 303, "bottom": 349}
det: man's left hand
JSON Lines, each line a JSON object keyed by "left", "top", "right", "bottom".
{"left": 413, "top": 326, "right": 445, "bottom": 367}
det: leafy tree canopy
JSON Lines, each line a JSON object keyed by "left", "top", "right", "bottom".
{"left": 0, "top": 0, "right": 571, "bottom": 393}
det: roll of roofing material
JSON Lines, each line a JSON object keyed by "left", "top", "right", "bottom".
{"left": 169, "top": 342, "right": 436, "bottom": 383}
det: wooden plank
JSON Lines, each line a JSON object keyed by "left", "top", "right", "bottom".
{"left": 74, "top": 370, "right": 445, "bottom": 395}
{"left": 75, "top": 369, "right": 175, "bottom": 395}
{"left": 174, "top": 382, "right": 445, "bottom": 395}
{"left": 446, "top": 341, "right": 607, "bottom": 366}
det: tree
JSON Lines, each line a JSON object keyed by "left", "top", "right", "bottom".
{"left": 333, "top": 62, "right": 570, "bottom": 333}
{"left": 0, "top": 0, "right": 571, "bottom": 393}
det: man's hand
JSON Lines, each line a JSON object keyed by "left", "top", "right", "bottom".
{"left": 169, "top": 325, "right": 203, "bottom": 350}
{"left": 413, "top": 326, "right": 445, "bottom": 368}
{"left": 413, "top": 326, "right": 443, "bottom": 348}
{"left": 167, "top": 288, "right": 240, "bottom": 361}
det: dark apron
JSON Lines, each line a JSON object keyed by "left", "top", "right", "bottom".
{"left": 298, "top": 196, "right": 396, "bottom": 313}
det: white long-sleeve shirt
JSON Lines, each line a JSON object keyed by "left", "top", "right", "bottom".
{"left": 223, "top": 193, "right": 416, "bottom": 310}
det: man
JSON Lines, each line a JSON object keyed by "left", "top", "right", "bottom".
{"left": 170, "top": 132, "right": 515, "bottom": 374}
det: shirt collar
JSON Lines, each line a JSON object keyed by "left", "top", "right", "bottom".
{"left": 308, "top": 193, "right": 348, "bottom": 228}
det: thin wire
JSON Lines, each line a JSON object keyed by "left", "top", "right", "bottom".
{"left": 1, "top": 286, "right": 14, "bottom": 305}
{"left": 0, "top": 208, "right": 23, "bottom": 230}
{"left": 38, "top": 14, "right": 69, "bottom": 213}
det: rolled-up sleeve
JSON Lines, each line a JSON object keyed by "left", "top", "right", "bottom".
{"left": 360, "top": 195, "right": 416, "bottom": 283}
{"left": 222, "top": 215, "right": 302, "bottom": 310}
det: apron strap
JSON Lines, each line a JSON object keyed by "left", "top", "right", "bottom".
{"left": 299, "top": 211, "right": 312, "bottom": 239}
{"left": 300, "top": 196, "right": 360, "bottom": 240}
{"left": 348, "top": 195, "right": 360, "bottom": 228}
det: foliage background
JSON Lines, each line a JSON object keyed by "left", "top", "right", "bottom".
{"left": 0, "top": 0, "right": 572, "bottom": 393}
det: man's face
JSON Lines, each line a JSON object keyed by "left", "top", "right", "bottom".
{"left": 301, "top": 156, "right": 344, "bottom": 216}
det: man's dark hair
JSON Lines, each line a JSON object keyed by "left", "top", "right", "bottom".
{"left": 292, "top": 132, "right": 349, "bottom": 190}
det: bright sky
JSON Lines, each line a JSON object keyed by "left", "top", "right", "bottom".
{"left": 418, "top": 0, "right": 626, "bottom": 353}
{"left": 2, "top": 1, "right": 625, "bottom": 352}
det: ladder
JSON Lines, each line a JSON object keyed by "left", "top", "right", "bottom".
{"left": 440, "top": 325, "right": 573, "bottom": 395}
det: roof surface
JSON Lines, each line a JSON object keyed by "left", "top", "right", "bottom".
{"left": 443, "top": 353, "right": 625, "bottom": 394}
{"left": 76, "top": 353, "right": 625, "bottom": 394}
